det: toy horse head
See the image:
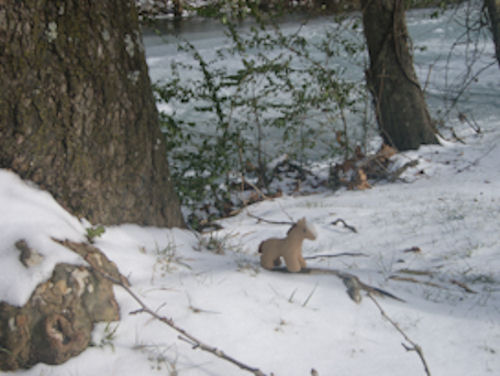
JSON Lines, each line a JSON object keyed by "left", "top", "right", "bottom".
{"left": 287, "top": 217, "right": 317, "bottom": 241}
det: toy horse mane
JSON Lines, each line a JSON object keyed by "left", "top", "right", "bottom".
{"left": 287, "top": 218, "right": 317, "bottom": 238}
{"left": 287, "top": 223, "right": 296, "bottom": 235}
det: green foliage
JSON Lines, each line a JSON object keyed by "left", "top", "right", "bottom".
{"left": 154, "top": 4, "right": 369, "bottom": 225}
{"left": 85, "top": 225, "right": 106, "bottom": 243}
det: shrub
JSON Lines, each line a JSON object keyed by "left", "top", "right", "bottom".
{"left": 153, "top": 4, "right": 370, "bottom": 226}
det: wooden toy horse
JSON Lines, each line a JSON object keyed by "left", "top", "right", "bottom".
{"left": 259, "top": 217, "right": 317, "bottom": 272}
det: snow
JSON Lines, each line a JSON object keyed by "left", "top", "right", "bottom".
{"left": 0, "top": 170, "right": 86, "bottom": 306}
{"left": 3, "top": 6, "right": 500, "bottom": 376}
{"left": 3, "top": 119, "right": 500, "bottom": 375}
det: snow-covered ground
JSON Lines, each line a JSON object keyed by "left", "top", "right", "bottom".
{"left": 2, "top": 100, "right": 500, "bottom": 376}
{"left": 3, "top": 5, "right": 500, "bottom": 376}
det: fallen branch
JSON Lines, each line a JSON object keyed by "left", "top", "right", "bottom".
{"left": 271, "top": 266, "right": 405, "bottom": 303}
{"left": 390, "top": 275, "right": 477, "bottom": 294}
{"left": 106, "top": 269, "right": 267, "bottom": 375}
{"left": 388, "top": 159, "right": 419, "bottom": 182}
{"left": 457, "top": 143, "right": 497, "bottom": 173}
{"left": 302, "top": 283, "right": 319, "bottom": 307}
{"left": 367, "top": 293, "right": 431, "bottom": 376}
{"left": 247, "top": 211, "right": 294, "bottom": 225}
{"left": 331, "top": 218, "right": 358, "bottom": 233}
{"left": 395, "top": 268, "right": 432, "bottom": 276}
{"left": 242, "top": 178, "right": 271, "bottom": 201}
{"left": 305, "top": 252, "right": 368, "bottom": 260}
{"left": 450, "top": 279, "right": 477, "bottom": 294}
{"left": 57, "top": 239, "right": 268, "bottom": 376}
{"left": 402, "top": 246, "right": 422, "bottom": 253}
{"left": 389, "top": 275, "right": 445, "bottom": 290}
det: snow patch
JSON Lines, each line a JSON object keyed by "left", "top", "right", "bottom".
{"left": 0, "top": 170, "right": 86, "bottom": 306}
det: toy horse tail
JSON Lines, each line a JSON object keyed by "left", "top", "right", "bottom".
{"left": 258, "top": 242, "right": 263, "bottom": 253}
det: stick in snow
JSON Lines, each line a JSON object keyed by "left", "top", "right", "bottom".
{"left": 270, "top": 266, "right": 405, "bottom": 303}
{"left": 367, "top": 293, "right": 432, "bottom": 376}
{"left": 304, "top": 252, "right": 368, "bottom": 260}
{"left": 57, "top": 239, "right": 269, "bottom": 376}
{"left": 330, "top": 218, "right": 358, "bottom": 233}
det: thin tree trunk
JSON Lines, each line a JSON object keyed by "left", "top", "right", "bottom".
{"left": 361, "top": 0, "right": 439, "bottom": 150}
{"left": 0, "top": 0, "right": 184, "bottom": 227}
{"left": 173, "top": 0, "right": 183, "bottom": 20}
{"left": 486, "top": 0, "right": 500, "bottom": 68}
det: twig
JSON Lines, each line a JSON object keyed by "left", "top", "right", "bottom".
{"left": 442, "top": 61, "right": 495, "bottom": 119}
{"left": 450, "top": 279, "right": 477, "bottom": 294}
{"left": 388, "top": 160, "right": 419, "bottom": 182}
{"left": 391, "top": 275, "right": 478, "bottom": 294}
{"left": 302, "top": 283, "right": 318, "bottom": 307}
{"left": 277, "top": 200, "right": 295, "bottom": 223}
{"left": 367, "top": 293, "right": 432, "bottom": 376}
{"left": 456, "top": 143, "right": 497, "bottom": 173}
{"left": 247, "top": 211, "right": 294, "bottom": 225}
{"left": 243, "top": 177, "right": 270, "bottom": 201}
{"left": 305, "top": 252, "right": 368, "bottom": 260}
{"left": 395, "top": 268, "right": 433, "bottom": 276}
{"left": 331, "top": 219, "right": 358, "bottom": 233}
{"left": 57, "top": 240, "right": 268, "bottom": 376}
{"left": 270, "top": 266, "right": 405, "bottom": 303}
{"left": 104, "top": 271, "right": 267, "bottom": 375}
{"left": 389, "top": 275, "right": 445, "bottom": 289}
{"left": 187, "top": 293, "right": 221, "bottom": 314}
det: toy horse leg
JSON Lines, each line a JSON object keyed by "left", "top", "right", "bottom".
{"left": 283, "top": 253, "right": 302, "bottom": 272}
{"left": 260, "top": 247, "right": 281, "bottom": 270}
{"left": 298, "top": 254, "right": 307, "bottom": 268}
{"left": 260, "top": 252, "right": 274, "bottom": 270}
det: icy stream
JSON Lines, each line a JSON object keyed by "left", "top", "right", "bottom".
{"left": 143, "top": 5, "right": 499, "bottom": 161}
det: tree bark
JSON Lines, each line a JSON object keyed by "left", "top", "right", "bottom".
{"left": 361, "top": 0, "right": 439, "bottom": 150}
{"left": 486, "top": 0, "right": 500, "bottom": 68}
{"left": 0, "top": 0, "right": 184, "bottom": 227}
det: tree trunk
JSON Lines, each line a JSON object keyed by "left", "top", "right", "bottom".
{"left": 361, "top": 0, "right": 439, "bottom": 150}
{"left": 173, "top": 0, "right": 183, "bottom": 20}
{"left": 486, "top": 0, "right": 500, "bottom": 68}
{"left": 0, "top": 0, "right": 184, "bottom": 227}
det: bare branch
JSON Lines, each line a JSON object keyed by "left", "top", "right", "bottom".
{"left": 331, "top": 218, "right": 358, "bottom": 233}
{"left": 271, "top": 266, "right": 405, "bottom": 303}
{"left": 302, "top": 283, "right": 318, "bottom": 307}
{"left": 247, "top": 211, "right": 294, "bottom": 225}
{"left": 127, "top": 274, "right": 267, "bottom": 373}
{"left": 305, "top": 252, "right": 368, "bottom": 260}
{"left": 388, "top": 160, "right": 419, "bottom": 182}
{"left": 389, "top": 275, "right": 446, "bottom": 290}
{"left": 104, "top": 269, "right": 268, "bottom": 375}
{"left": 390, "top": 274, "right": 478, "bottom": 294}
{"left": 242, "top": 177, "right": 271, "bottom": 201}
{"left": 57, "top": 239, "right": 268, "bottom": 376}
{"left": 367, "top": 293, "right": 431, "bottom": 376}
{"left": 450, "top": 279, "right": 477, "bottom": 294}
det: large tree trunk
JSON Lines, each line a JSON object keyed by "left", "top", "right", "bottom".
{"left": 361, "top": 0, "right": 439, "bottom": 150}
{"left": 0, "top": 0, "right": 184, "bottom": 227}
{"left": 486, "top": 0, "right": 500, "bottom": 67}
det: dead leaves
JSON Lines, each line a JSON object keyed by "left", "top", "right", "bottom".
{"left": 329, "top": 144, "right": 402, "bottom": 191}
